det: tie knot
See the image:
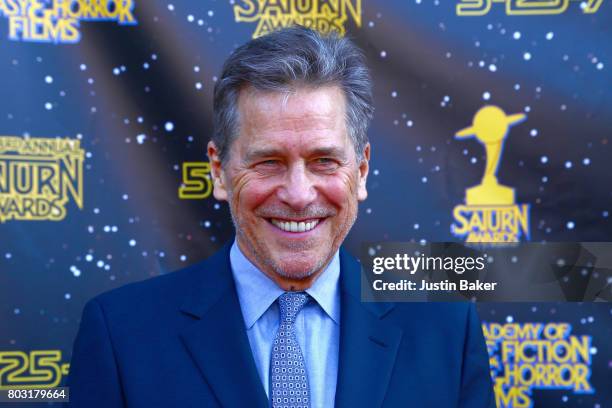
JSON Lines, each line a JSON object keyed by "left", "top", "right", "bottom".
{"left": 278, "top": 292, "right": 309, "bottom": 323}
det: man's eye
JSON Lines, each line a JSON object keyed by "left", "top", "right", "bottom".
{"left": 311, "top": 158, "right": 339, "bottom": 170}
{"left": 313, "top": 158, "right": 336, "bottom": 165}
{"left": 254, "top": 159, "right": 281, "bottom": 169}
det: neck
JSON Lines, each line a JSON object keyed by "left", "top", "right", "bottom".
{"left": 268, "top": 271, "right": 323, "bottom": 292}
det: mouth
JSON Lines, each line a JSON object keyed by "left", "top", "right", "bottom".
{"left": 267, "top": 218, "right": 324, "bottom": 233}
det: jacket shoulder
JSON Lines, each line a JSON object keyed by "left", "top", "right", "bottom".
{"left": 91, "top": 243, "right": 232, "bottom": 312}
{"left": 85, "top": 253, "right": 225, "bottom": 327}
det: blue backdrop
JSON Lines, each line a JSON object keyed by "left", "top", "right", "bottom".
{"left": 0, "top": 1, "right": 610, "bottom": 406}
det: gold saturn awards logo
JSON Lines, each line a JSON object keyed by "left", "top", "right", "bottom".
{"left": 0, "top": 136, "right": 84, "bottom": 222}
{"left": 233, "top": 0, "right": 362, "bottom": 38}
{"left": 451, "top": 106, "right": 530, "bottom": 243}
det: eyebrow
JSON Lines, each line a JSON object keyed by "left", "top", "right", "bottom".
{"left": 309, "top": 146, "right": 347, "bottom": 159}
{"left": 244, "top": 146, "right": 347, "bottom": 162}
{"left": 244, "top": 148, "right": 284, "bottom": 163}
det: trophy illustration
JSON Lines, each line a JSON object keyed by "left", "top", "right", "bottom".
{"left": 455, "top": 105, "right": 526, "bottom": 206}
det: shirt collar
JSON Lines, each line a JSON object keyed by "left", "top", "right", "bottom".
{"left": 230, "top": 240, "right": 340, "bottom": 328}
{"left": 304, "top": 250, "right": 340, "bottom": 325}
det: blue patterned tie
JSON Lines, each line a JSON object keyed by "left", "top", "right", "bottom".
{"left": 270, "top": 292, "right": 310, "bottom": 408}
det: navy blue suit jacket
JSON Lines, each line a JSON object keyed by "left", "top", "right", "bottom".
{"left": 69, "top": 242, "right": 495, "bottom": 407}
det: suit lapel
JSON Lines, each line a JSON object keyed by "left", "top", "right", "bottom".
{"left": 335, "top": 249, "right": 403, "bottom": 408}
{"left": 178, "top": 243, "right": 268, "bottom": 408}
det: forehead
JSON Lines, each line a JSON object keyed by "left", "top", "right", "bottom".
{"left": 235, "top": 85, "right": 349, "bottom": 153}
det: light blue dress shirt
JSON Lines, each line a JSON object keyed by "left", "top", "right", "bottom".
{"left": 230, "top": 241, "right": 340, "bottom": 408}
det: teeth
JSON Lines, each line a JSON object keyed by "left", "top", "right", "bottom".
{"left": 271, "top": 219, "right": 320, "bottom": 233}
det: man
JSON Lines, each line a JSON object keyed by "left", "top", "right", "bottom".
{"left": 69, "top": 26, "right": 495, "bottom": 407}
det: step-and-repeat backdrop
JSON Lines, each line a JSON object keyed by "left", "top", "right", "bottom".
{"left": 1, "top": 1, "right": 610, "bottom": 407}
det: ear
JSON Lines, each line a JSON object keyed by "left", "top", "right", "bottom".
{"left": 357, "top": 143, "right": 370, "bottom": 201}
{"left": 207, "top": 141, "right": 229, "bottom": 202}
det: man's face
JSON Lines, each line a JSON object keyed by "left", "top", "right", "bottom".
{"left": 208, "top": 85, "right": 369, "bottom": 286}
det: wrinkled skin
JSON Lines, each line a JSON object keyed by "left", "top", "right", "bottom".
{"left": 208, "top": 85, "right": 370, "bottom": 291}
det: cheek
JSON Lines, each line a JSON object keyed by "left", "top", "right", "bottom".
{"left": 232, "top": 174, "right": 278, "bottom": 212}
{"left": 320, "top": 173, "right": 358, "bottom": 208}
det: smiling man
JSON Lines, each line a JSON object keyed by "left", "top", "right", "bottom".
{"left": 69, "top": 26, "right": 495, "bottom": 408}
{"left": 209, "top": 84, "right": 368, "bottom": 291}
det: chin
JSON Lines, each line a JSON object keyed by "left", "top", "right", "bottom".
{"left": 271, "top": 255, "right": 323, "bottom": 280}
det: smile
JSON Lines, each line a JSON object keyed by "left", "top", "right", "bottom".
{"left": 270, "top": 218, "right": 321, "bottom": 233}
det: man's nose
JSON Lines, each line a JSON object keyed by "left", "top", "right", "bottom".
{"left": 277, "top": 163, "right": 317, "bottom": 210}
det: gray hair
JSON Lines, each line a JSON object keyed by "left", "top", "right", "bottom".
{"left": 212, "top": 25, "right": 374, "bottom": 163}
